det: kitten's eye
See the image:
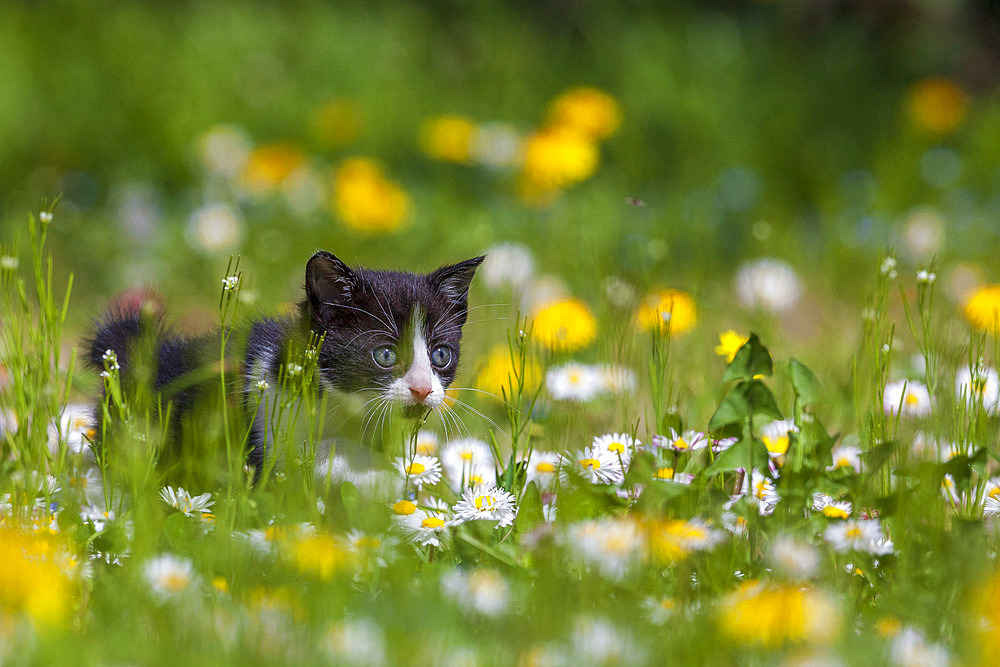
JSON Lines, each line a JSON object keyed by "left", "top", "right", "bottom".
{"left": 372, "top": 346, "right": 397, "bottom": 369}
{"left": 430, "top": 346, "right": 452, "bottom": 368}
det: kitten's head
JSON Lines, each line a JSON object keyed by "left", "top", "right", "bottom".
{"left": 304, "top": 250, "right": 484, "bottom": 413}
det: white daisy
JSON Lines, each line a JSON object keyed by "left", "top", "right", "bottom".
{"left": 883, "top": 379, "right": 933, "bottom": 417}
{"left": 890, "top": 626, "right": 950, "bottom": 667}
{"left": 654, "top": 428, "right": 708, "bottom": 453}
{"left": 396, "top": 507, "right": 450, "bottom": 548}
{"left": 823, "top": 518, "right": 885, "bottom": 553}
{"left": 722, "top": 511, "right": 749, "bottom": 537}
{"left": 481, "top": 242, "right": 535, "bottom": 292}
{"left": 592, "top": 432, "right": 638, "bottom": 468}
{"left": 80, "top": 503, "right": 115, "bottom": 532}
{"left": 52, "top": 403, "right": 96, "bottom": 455}
{"left": 562, "top": 518, "right": 645, "bottom": 581}
{"left": 452, "top": 485, "right": 517, "bottom": 528}
{"left": 393, "top": 454, "right": 442, "bottom": 490}
{"left": 143, "top": 553, "right": 197, "bottom": 601}
{"left": 160, "top": 486, "right": 215, "bottom": 517}
{"left": 600, "top": 365, "right": 637, "bottom": 394}
{"left": 982, "top": 477, "right": 1000, "bottom": 518}
{"left": 440, "top": 438, "right": 497, "bottom": 489}
{"left": 559, "top": 445, "right": 625, "bottom": 485}
{"left": 827, "top": 444, "right": 863, "bottom": 473}
{"left": 546, "top": 363, "right": 604, "bottom": 402}
{"left": 712, "top": 437, "right": 738, "bottom": 454}
{"left": 524, "top": 449, "right": 559, "bottom": 490}
{"left": 734, "top": 257, "right": 803, "bottom": 313}
{"left": 741, "top": 469, "right": 780, "bottom": 516}
{"left": 956, "top": 365, "right": 1000, "bottom": 415}
{"left": 441, "top": 568, "right": 509, "bottom": 616}
{"left": 413, "top": 430, "right": 440, "bottom": 456}
{"left": 812, "top": 492, "right": 853, "bottom": 519}
{"left": 769, "top": 534, "right": 820, "bottom": 579}
{"left": 322, "top": 617, "right": 387, "bottom": 667}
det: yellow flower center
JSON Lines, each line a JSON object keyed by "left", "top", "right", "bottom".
{"left": 162, "top": 573, "right": 190, "bottom": 592}
{"left": 845, "top": 527, "right": 862, "bottom": 539}
{"left": 989, "top": 487, "right": 1000, "bottom": 500}
{"left": 836, "top": 457, "right": 851, "bottom": 468}
{"left": 568, "top": 371, "right": 581, "bottom": 384}
{"left": 674, "top": 438, "right": 689, "bottom": 451}
{"left": 535, "top": 462, "right": 555, "bottom": 473}
{"left": 460, "top": 451, "right": 473, "bottom": 461}
{"left": 579, "top": 458, "right": 601, "bottom": 470}
{"left": 392, "top": 500, "right": 417, "bottom": 515}
{"left": 469, "top": 474, "right": 483, "bottom": 485}
{"left": 421, "top": 517, "right": 446, "bottom": 529}
{"left": 654, "top": 467, "right": 674, "bottom": 480}
{"left": 905, "top": 392, "right": 920, "bottom": 406}
{"left": 822, "top": 505, "right": 848, "bottom": 519}
{"left": 754, "top": 482, "right": 768, "bottom": 499}
{"left": 475, "top": 495, "right": 497, "bottom": 511}
{"left": 608, "top": 441, "right": 625, "bottom": 454}
{"left": 406, "top": 462, "right": 426, "bottom": 475}
{"left": 763, "top": 436, "right": 789, "bottom": 456}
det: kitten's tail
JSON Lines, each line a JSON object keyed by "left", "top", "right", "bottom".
{"left": 85, "top": 288, "right": 165, "bottom": 372}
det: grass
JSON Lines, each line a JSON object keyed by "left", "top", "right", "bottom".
{"left": 2, "top": 1, "right": 1000, "bottom": 664}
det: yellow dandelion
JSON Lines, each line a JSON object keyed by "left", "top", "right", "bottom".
{"left": 241, "top": 143, "right": 306, "bottom": 194}
{"left": 645, "top": 518, "right": 723, "bottom": 563}
{"left": 964, "top": 285, "right": 1000, "bottom": 332}
{"left": 718, "top": 581, "right": 840, "bottom": 648}
{"left": 546, "top": 87, "right": 622, "bottom": 140}
{"left": 520, "top": 127, "right": 599, "bottom": 193}
{"left": 635, "top": 289, "right": 697, "bottom": 335}
{"left": 332, "top": 158, "right": 410, "bottom": 234}
{"left": 310, "top": 98, "right": 363, "bottom": 149}
{"left": 530, "top": 298, "right": 598, "bottom": 352}
{"left": 0, "top": 527, "right": 75, "bottom": 626}
{"left": 908, "top": 77, "right": 968, "bottom": 134}
{"left": 290, "top": 533, "right": 352, "bottom": 581}
{"left": 474, "top": 344, "right": 542, "bottom": 399}
{"left": 715, "top": 330, "right": 749, "bottom": 363}
{"left": 392, "top": 500, "right": 417, "bottom": 515}
{"left": 971, "top": 570, "right": 1000, "bottom": 660}
{"left": 419, "top": 115, "right": 476, "bottom": 164}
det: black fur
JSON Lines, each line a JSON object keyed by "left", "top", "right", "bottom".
{"left": 86, "top": 251, "right": 484, "bottom": 482}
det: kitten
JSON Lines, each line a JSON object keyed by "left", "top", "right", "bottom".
{"left": 86, "top": 250, "right": 484, "bottom": 481}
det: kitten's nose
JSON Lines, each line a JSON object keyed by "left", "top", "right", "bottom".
{"left": 409, "top": 386, "right": 432, "bottom": 402}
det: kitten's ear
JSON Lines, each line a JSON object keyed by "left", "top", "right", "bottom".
{"left": 305, "top": 251, "right": 356, "bottom": 326}
{"left": 429, "top": 256, "right": 485, "bottom": 304}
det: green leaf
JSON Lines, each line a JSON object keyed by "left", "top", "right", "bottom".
{"left": 659, "top": 410, "right": 682, "bottom": 437}
{"left": 705, "top": 436, "right": 770, "bottom": 475}
{"left": 499, "top": 453, "right": 517, "bottom": 493}
{"left": 722, "top": 333, "right": 772, "bottom": 382}
{"left": 862, "top": 440, "right": 898, "bottom": 474}
{"left": 517, "top": 482, "right": 545, "bottom": 534}
{"left": 708, "top": 380, "right": 782, "bottom": 432}
{"left": 162, "top": 512, "right": 197, "bottom": 550}
{"left": 340, "top": 481, "right": 360, "bottom": 524}
{"left": 787, "top": 358, "right": 821, "bottom": 405}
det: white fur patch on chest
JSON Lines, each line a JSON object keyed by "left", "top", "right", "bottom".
{"left": 387, "top": 308, "right": 445, "bottom": 407}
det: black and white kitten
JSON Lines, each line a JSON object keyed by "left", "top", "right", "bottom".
{"left": 86, "top": 250, "right": 484, "bottom": 479}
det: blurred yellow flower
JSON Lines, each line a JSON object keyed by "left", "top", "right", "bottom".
{"left": 474, "top": 344, "right": 542, "bottom": 399}
{"left": 908, "top": 77, "right": 968, "bottom": 134}
{"left": 635, "top": 289, "right": 697, "bottom": 335}
{"left": 290, "top": 532, "right": 353, "bottom": 581}
{"left": 646, "top": 519, "right": 712, "bottom": 562}
{"left": 520, "top": 127, "right": 599, "bottom": 194}
{"left": 241, "top": 143, "right": 306, "bottom": 194}
{"left": 420, "top": 115, "right": 475, "bottom": 164}
{"left": 547, "top": 87, "right": 622, "bottom": 140}
{"left": 964, "top": 285, "right": 1000, "bottom": 331}
{"left": 0, "top": 527, "right": 74, "bottom": 626}
{"left": 530, "top": 298, "right": 597, "bottom": 352}
{"left": 333, "top": 158, "right": 410, "bottom": 234}
{"left": 715, "top": 330, "right": 749, "bottom": 362}
{"left": 971, "top": 570, "right": 1000, "bottom": 660}
{"left": 718, "top": 581, "right": 840, "bottom": 648}
{"left": 310, "top": 99, "right": 363, "bottom": 149}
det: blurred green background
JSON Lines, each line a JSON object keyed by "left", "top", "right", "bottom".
{"left": 1, "top": 0, "right": 998, "bottom": 345}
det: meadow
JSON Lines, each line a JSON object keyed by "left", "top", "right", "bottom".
{"left": 3, "top": 1, "right": 1000, "bottom": 664}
